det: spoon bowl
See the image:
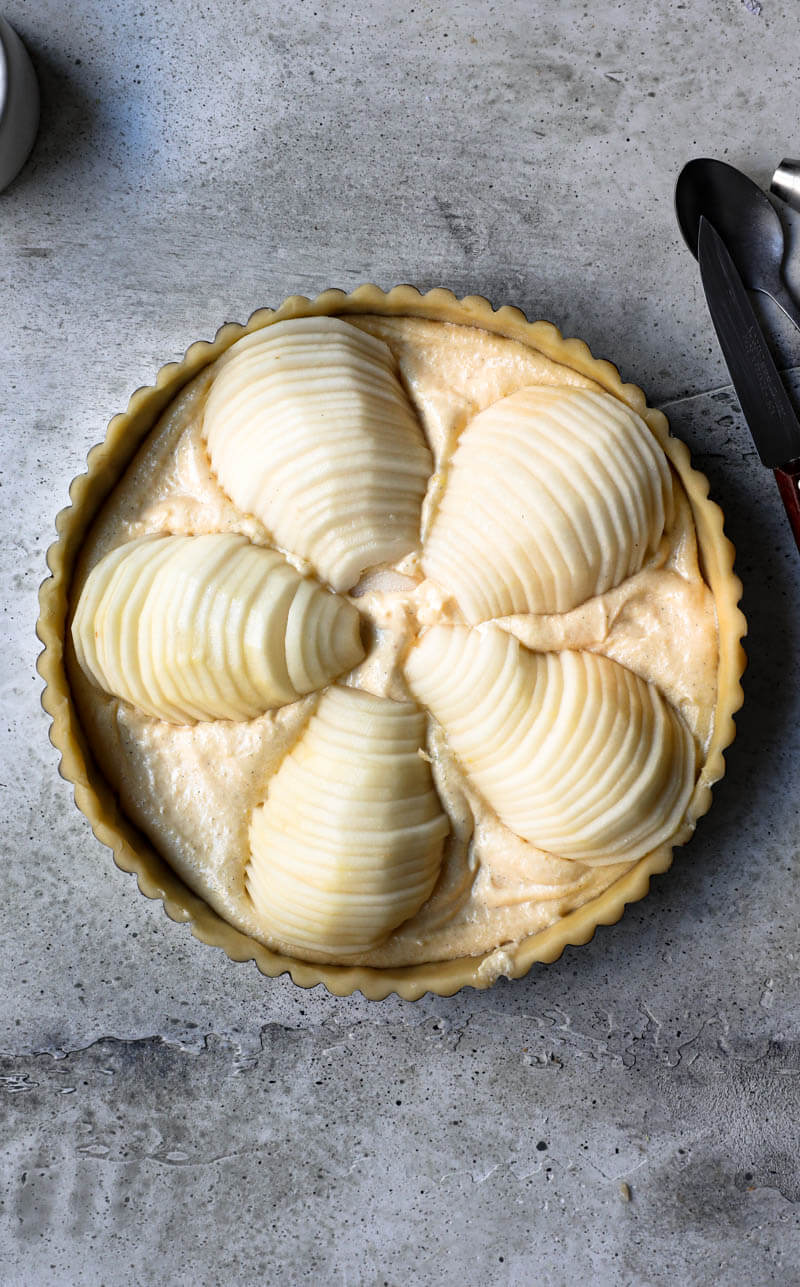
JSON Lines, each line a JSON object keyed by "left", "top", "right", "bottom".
{"left": 0, "top": 17, "right": 39, "bottom": 191}
{"left": 675, "top": 156, "right": 800, "bottom": 332}
{"left": 771, "top": 158, "right": 800, "bottom": 213}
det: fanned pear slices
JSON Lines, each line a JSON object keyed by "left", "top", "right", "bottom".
{"left": 405, "top": 625, "right": 696, "bottom": 865}
{"left": 422, "top": 387, "right": 673, "bottom": 620}
{"left": 203, "top": 317, "right": 432, "bottom": 592}
{"left": 246, "top": 686, "right": 449, "bottom": 955}
{"left": 71, "top": 533, "right": 364, "bottom": 723}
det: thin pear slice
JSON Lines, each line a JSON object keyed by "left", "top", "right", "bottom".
{"left": 422, "top": 387, "right": 673, "bottom": 621}
{"left": 246, "top": 686, "right": 449, "bottom": 954}
{"left": 203, "top": 317, "right": 432, "bottom": 592}
{"left": 405, "top": 625, "right": 696, "bottom": 864}
{"left": 71, "top": 534, "right": 364, "bottom": 723}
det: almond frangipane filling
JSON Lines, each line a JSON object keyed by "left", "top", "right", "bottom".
{"left": 68, "top": 315, "right": 718, "bottom": 966}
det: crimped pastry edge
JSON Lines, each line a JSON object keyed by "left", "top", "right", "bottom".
{"left": 36, "top": 284, "right": 747, "bottom": 1000}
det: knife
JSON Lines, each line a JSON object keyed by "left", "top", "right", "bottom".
{"left": 697, "top": 214, "right": 800, "bottom": 552}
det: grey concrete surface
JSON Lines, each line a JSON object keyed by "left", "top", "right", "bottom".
{"left": 3, "top": 1, "right": 800, "bottom": 1282}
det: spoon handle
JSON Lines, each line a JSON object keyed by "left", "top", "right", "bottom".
{"left": 768, "top": 284, "right": 800, "bottom": 335}
{"left": 773, "top": 460, "right": 800, "bottom": 552}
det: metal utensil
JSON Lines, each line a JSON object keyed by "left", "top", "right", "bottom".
{"left": 676, "top": 157, "right": 800, "bottom": 333}
{"left": 0, "top": 17, "right": 39, "bottom": 192}
{"left": 698, "top": 216, "right": 800, "bottom": 552}
{"left": 771, "top": 158, "right": 800, "bottom": 212}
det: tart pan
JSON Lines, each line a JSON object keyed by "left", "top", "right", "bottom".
{"left": 37, "top": 285, "right": 747, "bottom": 999}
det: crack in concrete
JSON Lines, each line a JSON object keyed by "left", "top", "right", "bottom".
{"left": 3, "top": 1014, "right": 798, "bottom": 1081}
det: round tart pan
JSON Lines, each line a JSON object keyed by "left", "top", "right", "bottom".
{"left": 37, "top": 286, "right": 747, "bottom": 1000}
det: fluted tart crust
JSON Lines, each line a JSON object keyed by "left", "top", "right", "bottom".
{"left": 38, "top": 286, "right": 745, "bottom": 998}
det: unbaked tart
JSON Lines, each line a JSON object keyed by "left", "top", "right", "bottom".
{"left": 38, "top": 287, "right": 746, "bottom": 998}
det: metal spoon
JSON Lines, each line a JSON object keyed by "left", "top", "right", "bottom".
{"left": 675, "top": 156, "right": 800, "bottom": 333}
{"left": 772, "top": 158, "right": 800, "bottom": 212}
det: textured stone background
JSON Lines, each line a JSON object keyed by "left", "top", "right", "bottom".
{"left": 3, "top": 1, "right": 800, "bottom": 1282}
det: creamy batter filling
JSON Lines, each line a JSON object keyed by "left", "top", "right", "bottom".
{"left": 68, "top": 316, "right": 719, "bottom": 966}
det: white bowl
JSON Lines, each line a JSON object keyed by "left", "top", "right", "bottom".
{"left": 0, "top": 17, "right": 38, "bottom": 191}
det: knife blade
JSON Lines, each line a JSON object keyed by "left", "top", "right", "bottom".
{"left": 698, "top": 215, "right": 800, "bottom": 467}
{"left": 698, "top": 214, "right": 800, "bottom": 551}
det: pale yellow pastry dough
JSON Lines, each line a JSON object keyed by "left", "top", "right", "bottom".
{"left": 64, "top": 312, "right": 724, "bottom": 968}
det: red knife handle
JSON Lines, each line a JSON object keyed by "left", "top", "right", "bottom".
{"left": 773, "top": 459, "right": 800, "bottom": 553}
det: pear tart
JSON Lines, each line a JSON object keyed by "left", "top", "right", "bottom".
{"left": 39, "top": 287, "right": 745, "bottom": 997}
